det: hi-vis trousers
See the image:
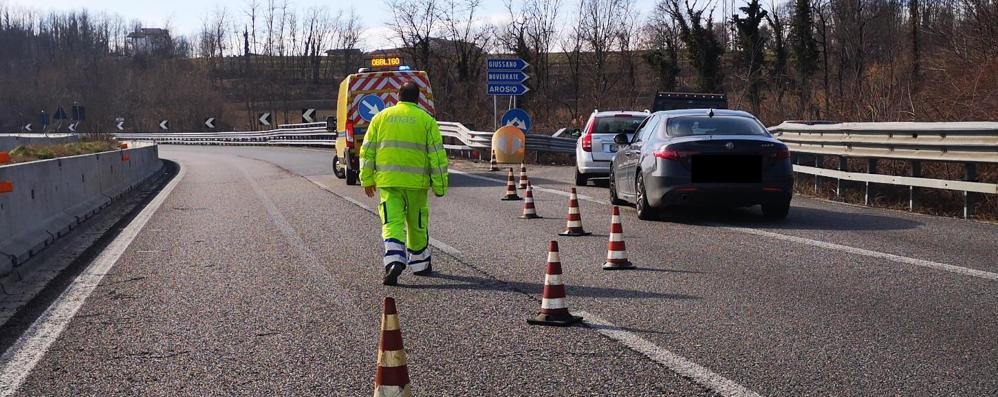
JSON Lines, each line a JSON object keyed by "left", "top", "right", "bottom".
{"left": 378, "top": 187, "right": 430, "bottom": 272}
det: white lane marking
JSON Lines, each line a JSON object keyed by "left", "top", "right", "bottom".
{"left": 455, "top": 169, "right": 994, "bottom": 281}
{"left": 449, "top": 169, "right": 608, "bottom": 204}
{"left": 721, "top": 226, "right": 998, "bottom": 281}
{"left": 429, "top": 238, "right": 461, "bottom": 257}
{"left": 578, "top": 310, "right": 762, "bottom": 397}
{"left": 304, "top": 176, "right": 462, "bottom": 257}
{"left": 0, "top": 165, "right": 186, "bottom": 396}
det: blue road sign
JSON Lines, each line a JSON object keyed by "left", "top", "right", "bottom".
{"left": 487, "top": 83, "right": 530, "bottom": 96}
{"left": 38, "top": 111, "right": 49, "bottom": 127}
{"left": 487, "top": 58, "right": 529, "bottom": 71}
{"left": 54, "top": 106, "right": 68, "bottom": 120}
{"left": 358, "top": 94, "right": 386, "bottom": 122}
{"left": 487, "top": 71, "right": 529, "bottom": 84}
{"left": 501, "top": 108, "right": 532, "bottom": 133}
{"left": 72, "top": 104, "right": 85, "bottom": 121}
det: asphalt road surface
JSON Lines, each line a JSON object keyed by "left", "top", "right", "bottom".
{"left": 2, "top": 145, "right": 996, "bottom": 396}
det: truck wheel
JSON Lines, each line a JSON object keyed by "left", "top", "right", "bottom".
{"left": 344, "top": 152, "right": 359, "bottom": 186}
{"left": 333, "top": 155, "right": 346, "bottom": 179}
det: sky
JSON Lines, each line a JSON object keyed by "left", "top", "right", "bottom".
{"left": 5, "top": 0, "right": 664, "bottom": 51}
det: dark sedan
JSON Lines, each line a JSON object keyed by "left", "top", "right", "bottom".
{"left": 609, "top": 109, "right": 794, "bottom": 220}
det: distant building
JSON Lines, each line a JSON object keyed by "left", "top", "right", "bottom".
{"left": 127, "top": 28, "right": 171, "bottom": 55}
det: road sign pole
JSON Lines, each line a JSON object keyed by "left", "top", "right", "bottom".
{"left": 493, "top": 96, "right": 498, "bottom": 131}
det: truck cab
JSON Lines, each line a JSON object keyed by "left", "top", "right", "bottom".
{"left": 332, "top": 68, "right": 436, "bottom": 185}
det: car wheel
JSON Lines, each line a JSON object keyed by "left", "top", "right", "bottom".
{"left": 345, "top": 152, "right": 359, "bottom": 186}
{"left": 762, "top": 199, "right": 791, "bottom": 219}
{"left": 574, "top": 168, "right": 589, "bottom": 186}
{"left": 332, "top": 155, "right": 346, "bottom": 179}
{"left": 635, "top": 171, "right": 657, "bottom": 220}
{"left": 609, "top": 166, "right": 626, "bottom": 205}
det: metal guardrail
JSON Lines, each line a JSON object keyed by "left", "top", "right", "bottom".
{"left": 770, "top": 122, "right": 998, "bottom": 218}
{"left": 770, "top": 122, "right": 998, "bottom": 163}
{"left": 114, "top": 121, "right": 579, "bottom": 155}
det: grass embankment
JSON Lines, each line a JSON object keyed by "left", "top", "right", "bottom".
{"left": 6, "top": 140, "right": 122, "bottom": 164}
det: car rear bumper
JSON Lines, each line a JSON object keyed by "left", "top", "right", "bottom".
{"left": 578, "top": 161, "right": 611, "bottom": 175}
{"left": 645, "top": 176, "right": 794, "bottom": 208}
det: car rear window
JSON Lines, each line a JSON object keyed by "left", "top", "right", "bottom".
{"left": 664, "top": 116, "right": 768, "bottom": 137}
{"left": 593, "top": 115, "right": 646, "bottom": 135}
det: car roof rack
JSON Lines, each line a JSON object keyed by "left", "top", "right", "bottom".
{"left": 651, "top": 92, "right": 728, "bottom": 112}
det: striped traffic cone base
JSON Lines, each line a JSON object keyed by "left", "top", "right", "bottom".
{"left": 602, "top": 206, "right": 636, "bottom": 270}
{"left": 602, "top": 260, "right": 635, "bottom": 270}
{"left": 527, "top": 241, "right": 583, "bottom": 327}
{"left": 488, "top": 151, "right": 499, "bottom": 171}
{"left": 520, "top": 184, "right": 542, "bottom": 219}
{"left": 500, "top": 168, "right": 522, "bottom": 201}
{"left": 559, "top": 187, "right": 590, "bottom": 236}
{"left": 374, "top": 297, "right": 413, "bottom": 397}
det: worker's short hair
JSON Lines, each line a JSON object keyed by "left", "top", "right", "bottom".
{"left": 398, "top": 81, "right": 420, "bottom": 103}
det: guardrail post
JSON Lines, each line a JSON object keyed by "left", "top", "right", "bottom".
{"left": 814, "top": 154, "right": 821, "bottom": 194}
{"left": 865, "top": 159, "right": 878, "bottom": 205}
{"left": 910, "top": 160, "right": 921, "bottom": 212}
{"left": 964, "top": 162, "right": 977, "bottom": 219}
{"left": 836, "top": 156, "right": 846, "bottom": 198}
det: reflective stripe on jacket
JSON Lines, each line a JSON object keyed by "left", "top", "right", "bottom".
{"left": 359, "top": 101, "right": 449, "bottom": 196}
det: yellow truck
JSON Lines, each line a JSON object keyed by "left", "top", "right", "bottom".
{"left": 331, "top": 68, "right": 436, "bottom": 185}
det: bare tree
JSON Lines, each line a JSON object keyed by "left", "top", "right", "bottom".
{"left": 386, "top": 0, "right": 440, "bottom": 72}
{"left": 578, "top": 0, "right": 633, "bottom": 107}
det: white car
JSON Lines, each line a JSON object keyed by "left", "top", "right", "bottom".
{"left": 575, "top": 111, "right": 650, "bottom": 186}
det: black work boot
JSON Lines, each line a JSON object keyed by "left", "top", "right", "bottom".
{"left": 383, "top": 262, "right": 406, "bottom": 286}
{"left": 412, "top": 263, "right": 433, "bottom": 276}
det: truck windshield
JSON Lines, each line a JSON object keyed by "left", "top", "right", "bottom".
{"left": 664, "top": 116, "right": 768, "bottom": 137}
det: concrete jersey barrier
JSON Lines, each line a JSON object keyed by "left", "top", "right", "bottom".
{"left": 0, "top": 143, "right": 161, "bottom": 276}
{"left": 0, "top": 133, "right": 80, "bottom": 152}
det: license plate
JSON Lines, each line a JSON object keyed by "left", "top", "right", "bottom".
{"left": 603, "top": 144, "right": 617, "bottom": 153}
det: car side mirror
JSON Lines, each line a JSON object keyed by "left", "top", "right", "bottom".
{"left": 613, "top": 133, "right": 629, "bottom": 144}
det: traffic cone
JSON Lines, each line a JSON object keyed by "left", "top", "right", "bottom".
{"left": 518, "top": 163, "right": 529, "bottom": 190}
{"left": 500, "top": 168, "right": 522, "bottom": 201}
{"left": 488, "top": 151, "right": 499, "bottom": 171}
{"left": 520, "top": 183, "right": 542, "bottom": 219}
{"left": 374, "top": 297, "right": 413, "bottom": 397}
{"left": 559, "top": 188, "right": 590, "bottom": 236}
{"left": 602, "top": 206, "right": 636, "bottom": 270}
{"left": 528, "top": 241, "right": 583, "bottom": 327}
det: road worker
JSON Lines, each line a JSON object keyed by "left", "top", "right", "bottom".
{"left": 360, "top": 81, "right": 448, "bottom": 286}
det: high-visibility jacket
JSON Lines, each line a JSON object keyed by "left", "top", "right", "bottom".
{"left": 359, "top": 101, "right": 448, "bottom": 196}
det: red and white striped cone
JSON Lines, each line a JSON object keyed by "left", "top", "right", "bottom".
{"left": 374, "top": 297, "right": 413, "bottom": 397}
{"left": 527, "top": 241, "right": 583, "bottom": 327}
{"left": 500, "top": 168, "right": 522, "bottom": 201}
{"left": 520, "top": 183, "right": 542, "bottom": 219}
{"left": 602, "top": 206, "right": 636, "bottom": 270}
{"left": 558, "top": 188, "right": 591, "bottom": 236}
{"left": 518, "top": 163, "right": 529, "bottom": 190}
{"left": 488, "top": 150, "right": 499, "bottom": 171}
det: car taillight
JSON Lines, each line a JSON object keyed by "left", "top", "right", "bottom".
{"left": 653, "top": 146, "right": 681, "bottom": 160}
{"left": 345, "top": 121, "right": 355, "bottom": 149}
{"left": 581, "top": 122, "right": 594, "bottom": 152}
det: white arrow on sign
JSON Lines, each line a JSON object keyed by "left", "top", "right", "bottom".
{"left": 116, "top": 121, "right": 125, "bottom": 131}
{"left": 362, "top": 101, "right": 381, "bottom": 117}
{"left": 259, "top": 113, "right": 272, "bottom": 126}
{"left": 303, "top": 108, "right": 316, "bottom": 123}
{"left": 205, "top": 117, "right": 216, "bottom": 129}
{"left": 68, "top": 122, "right": 78, "bottom": 132}
{"left": 159, "top": 120, "right": 169, "bottom": 130}
{"left": 23, "top": 123, "right": 32, "bottom": 132}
